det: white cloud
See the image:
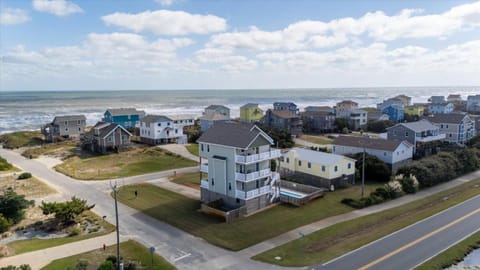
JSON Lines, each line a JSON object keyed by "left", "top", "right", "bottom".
{"left": 32, "top": 0, "right": 83, "bottom": 16}
{"left": 0, "top": 8, "right": 30, "bottom": 25}
{"left": 155, "top": 0, "right": 180, "bottom": 6}
{"left": 102, "top": 10, "right": 227, "bottom": 35}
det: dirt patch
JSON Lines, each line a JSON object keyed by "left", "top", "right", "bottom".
{"left": 0, "top": 175, "right": 56, "bottom": 199}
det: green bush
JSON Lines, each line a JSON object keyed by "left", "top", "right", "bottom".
{"left": 0, "top": 213, "right": 13, "bottom": 233}
{"left": 0, "top": 191, "right": 34, "bottom": 224}
{"left": 17, "top": 172, "right": 32, "bottom": 180}
{"left": 73, "top": 261, "right": 88, "bottom": 270}
{"left": 349, "top": 153, "right": 391, "bottom": 182}
{"left": 97, "top": 260, "right": 114, "bottom": 270}
{"left": 399, "top": 177, "right": 418, "bottom": 194}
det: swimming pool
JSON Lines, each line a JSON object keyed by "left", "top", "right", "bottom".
{"left": 280, "top": 190, "right": 306, "bottom": 199}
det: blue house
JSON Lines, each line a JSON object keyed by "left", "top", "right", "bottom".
{"left": 104, "top": 108, "right": 146, "bottom": 128}
{"left": 428, "top": 102, "right": 454, "bottom": 114}
{"left": 382, "top": 105, "right": 404, "bottom": 122}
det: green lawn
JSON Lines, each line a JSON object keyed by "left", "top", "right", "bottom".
{"left": 8, "top": 211, "right": 115, "bottom": 255}
{"left": 415, "top": 230, "right": 480, "bottom": 270}
{"left": 185, "top": 143, "right": 199, "bottom": 156}
{"left": 0, "top": 155, "right": 14, "bottom": 171}
{"left": 42, "top": 240, "right": 176, "bottom": 270}
{"left": 55, "top": 147, "right": 197, "bottom": 180}
{"left": 171, "top": 172, "right": 206, "bottom": 189}
{"left": 253, "top": 178, "right": 480, "bottom": 266}
{"left": 0, "top": 131, "right": 44, "bottom": 149}
{"left": 117, "top": 182, "right": 381, "bottom": 251}
{"left": 21, "top": 141, "right": 77, "bottom": 159}
{"left": 299, "top": 135, "right": 332, "bottom": 145}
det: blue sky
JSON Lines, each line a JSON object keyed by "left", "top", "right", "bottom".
{"left": 1, "top": 0, "right": 479, "bottom": 90}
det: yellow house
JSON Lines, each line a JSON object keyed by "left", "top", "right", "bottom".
{"left": 239, "top": 103, "right": 264, "bottom": 123}
{"left": 404, "top": 105, "right": 425, "bottom": 117}
{"left": 280, "top": 148, "right": 356, "bottom": 188}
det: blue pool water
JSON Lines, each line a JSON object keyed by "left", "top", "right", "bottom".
{"left": 280, "top": 190, "right": 304, "bottom": 199}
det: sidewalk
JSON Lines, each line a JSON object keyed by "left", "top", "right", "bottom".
{"left": 0, "top": 232, "right": 124, "bottom": 270}
{"left": 147, "top": 177, "right": 200, "bottom": 199}
{"left": 240, "top": 170, "right": 480, "bottom": 257}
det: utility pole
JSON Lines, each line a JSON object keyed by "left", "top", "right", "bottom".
{"left": 111, "top": 182, "right": 121, "bottom": 270}
{"left": 362, "top": 147, "right": 365, "bottom": 198}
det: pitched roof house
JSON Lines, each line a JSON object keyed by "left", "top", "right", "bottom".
{"left": 262, "top": 109, "right": 303, "bottom": 136}
{"left": 239, "top": 103, "right": 264, "bottom": 123}
{"left": 82, "top": 122, "right": 132, "bottom": 153}
{"left": 426, "top": 113, "right": 476, "bottom": 145}
{"left": 139, "top": 115, "right": 192, "bottom": 145}
{"left": 42, "top": 115, "right": 86, "bottom": 142}
{"left": 104, "top": 108, "right": 145, "bottom": 128}
{"left": 300, "top": 111, "right": 336, "bottom": 134}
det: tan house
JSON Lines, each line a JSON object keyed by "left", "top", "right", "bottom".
{"left": 82, "top": 122, "right": 132, "bottom": 153}
{"left": 426, "top": 113, "right": 475, "bottom": 145}
{"left": 42, "top": 115, "right": 86, "bottom": 142}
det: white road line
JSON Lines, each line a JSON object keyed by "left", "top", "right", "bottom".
{"left": 173, "top": 253, "right": 191, "bottom": 262}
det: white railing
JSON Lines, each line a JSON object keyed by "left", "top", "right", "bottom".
{"left": 235, "top": 185, "right": 271, "bottom": 200}
{"left": 200, "top": 179, "right": 209, "bottom": 189}
{"left": 235, "top": 168, "right": 271, "bottom": 182}
{"left": 417, "top": 133, "right": 446, "bottom": 142}
{"left": 235, "top": 149, "right": 281, "bottom": 164}
{"left": 200, "top": 164, "right": 208, "bottom": 173}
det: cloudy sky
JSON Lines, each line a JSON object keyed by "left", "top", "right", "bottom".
{"left": 1, "top": 0, "right": 480, "bottom": 91}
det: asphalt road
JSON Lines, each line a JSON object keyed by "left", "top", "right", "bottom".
{"left": 318, "top": 194, "right": 480, "bottom": 270}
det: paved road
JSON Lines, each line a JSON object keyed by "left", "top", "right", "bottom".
{"left": 318, "top": 194, "right": 480, "bottom": 270}
{"left": 0, "top": 148, "right": 279, "bottom": 270}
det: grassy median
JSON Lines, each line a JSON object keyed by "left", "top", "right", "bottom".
{"left": 41, "top": 240, "right": 176, "bottom": 270}
{"left": 55, "top": 147, "right": 197, "bottom": 180}
{"left": 171, "top": 172, "right": 205, "bottom": 189}
{"left": 185, "top": 143, "right": 199, "bottom": 156}
{"left": 116, "top": 182, "right": 380, "bottom": 250}
{"left": 252, "top": 178, "right": 480, "bottom": 266}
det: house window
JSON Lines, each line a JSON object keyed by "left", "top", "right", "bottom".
{"left": 405, "top": 131, "right": 409, "bottom": 137}
{"left": 228, "top": 183, "right": 232, "bottom": 191}
{"left": 211, "top": 178, "right": 214, "bottom": 186}
{"left": 175, "top": 129, "right": 178, "bottom": 134}
{"left": 201, "top": 144, "right": 204, "bottom": 151}
{"left": 384, "top": 152, "right": 387, "bottom": 156}
{"left": 308, "top": 162, "right": 311, "bottom": 169}
{"left": 78, "top": 127, "right": 81, "bottom": 132}
{"left": 256, "top": 180, "right": 259, "bottom": 188}
{"left": 77, "top": 120, "right": 81, "bottom": 125}
{"left": 348, "top": 163, "right": 351, "bottom": 169}
{"left": 333, "top": 146, "right": 336, "bottom": 152}
{"left": 286, "top": 157, "right": 289, "bottom": 163}
{"left": 298, "top": 160, "right": 302, "bottom": 166}
{"left": 65, "top": 128, "right": 68, "bottom": 131}
{"left": 65, "top": 121, "right": 68, "bottom": 126}
{"left": 334, "top": 166, "right": 338, "bottom": 172}
{"left": 449, "top": 134, "right": 452, "bottom": 138}
{"left": 322, "top": 166, "right": 325, "bottom": 172}
{"left": 446, "top": 125, "right": 449, "bottom": 128}
{"left": 207, "top": 145, "right": 210, "bottom": 152}
{"left": 158, "top": 123, "right": 161, "bottom": 127}
{"left": 167, "top": 122, "right": 170, "bottom": 126}
{"left": 397, "top": 151, "right": 399, "bottom": 155}
{"left": 107, "top": 137, "right": 112, "bottom": 142}
{"left": 441, "top": 124, "right": 444, "bottom": 128}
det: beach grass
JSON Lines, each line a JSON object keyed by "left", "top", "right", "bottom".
{"left": 171, "top": 172, "right": 205, "bottom": 189}
{"left": 55, "top": 147, "right": 197, "bottom": 180}
{"left": 252, "top": 178, "right": 480, "bottom": 266}
{"left": 21, "top": 141, "right": 77, "bottom": 159}
{"left": 0, "top": 131, "right": 44, "bottom": 149}
{"left": 41, "top": 240, "right": 176, "bottom": 270}
{"left": 0, "top": 175, "right": 56, "bottom": 199}
{"left": 8, "top": 211, "right": 115, "bottom": 255}
{"left": 116, "top": 182, "right": 381, "bottom": 251}
{"left": 185, "top": 143, "right": 199, "bottom": 156}
{"left": 299, "top": 135, "right": 332, "bottom": 145}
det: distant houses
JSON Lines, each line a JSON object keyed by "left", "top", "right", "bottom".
{"left": 262, "top": 109, "right": 303, "bottom": 136}
{"left": 197, "top": 122, "right": 281, "bottom": 215}
{"left": 103, "top": 108, "right": 145, "bottom": 129}
{"left": 335, "top": 100, "right": 367, "bottom": 130}
{"left": 428, "top": 102, "right": 454, "bottom": 114}
{"left": 467, "top": 95, "right": 480, "bottom": 113}
{"left": 199, "top": 105, "right": 231, "bottom": 132}
{"left": 426, "top": 113, "right": 476, "bottom": 145}
{"left": 42, "top": 115, "right": 86, "bottom": 142}
{"left": 300, "top": 111, "right": 335, "bottom": 134}
{"left": 332, "top": 136, "right": 413, "bottom": 173}
{"left": 139, "top": 115, "right": 193, "bottom": 145}
{"left": 274, "top": 102, "right": 299, "bottom": 115}
{"left": 81, "top": 122, "right": 132, "bottom": 153}
{"left": 382, "top": 105, "right": 404, "bottom": 122}
{"left": 404, "top": 105, "right": 425, "bottom": 117}
{"left": 280, "top": 147, "right": 356, "bottom": 189}
{"left": 239, "top": 103, "right": 263, "bottom": 123}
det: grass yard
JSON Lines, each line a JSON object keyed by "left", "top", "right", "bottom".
{"left": 41, "top": 240, "right": 176, "bottom": 270}
{"left": 253, "top": 178, "right": 480, "bottom": 266}
{"left": 415, "top": 230, "right": 480, "bottom": 270}
{"left": 0, "top": 131, "right": 44, "bottom": 149}
{"left": 8, "top": 211, "right": 115, "bottom": 255}
{"left": 0, "top": 156, "right": 15, "bottom": 171}
{"left": 117, "top": 182, "right": 381, "bottom": 251}
{"left": 185, "top": 143, "right": 199, "bottom": 156}
{"left": 55, "top": 147, "right": 197, "bottom": 180}
{"left": 171, "top": 172, "right": 206, "bottom": 189}
{"left": 299, "top": 135, "right": 332, "bottom": 145}
{"left": 21, "top": 141, "right": 77, "bottom": 159}
{"left": 0, "top": 175, "right": 56, "bottom": 199}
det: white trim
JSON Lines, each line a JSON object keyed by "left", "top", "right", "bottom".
{"left": 101, "top": 124, "right": 132, "bottom": 139}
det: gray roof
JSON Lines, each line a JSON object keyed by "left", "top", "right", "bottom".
{"left": 199, "top": 113, "right": 230, "bottom": 121}
{"left": 288, "top": 148, "right": 356, "bottom": 166}
{"left": 389, "top": 119, "right": 438, "bottom": 133}
{"left": 53, "top": 115, "right": 86, "bottom": 123}
{"left": 205, "top": 104, "right": 229, "bottom": 111}
{"left": 90, "top": 122, "right": 131, "bottom": 138}
{"left": 140, "top": 115, "right": 172, "bottom": 124}
{"left": 426, "top": 113, "right": 469, "bottom": 124}
{"left": 241, "top": 103, "right": 259, "bottom": 109}
{"left": 270, "top": 109, "right": 300, "bottom": 119}
{"left": 106, "top": 108, "right": 145, "bottom": 116}
{"left": 333, "top": 136, "right": 411, "bottom": 152}
{"left": 197, "top": 122, "right": 273, "bottom": 148}
{"left": 274, "top": 102, "right": 297, "bottom": 106}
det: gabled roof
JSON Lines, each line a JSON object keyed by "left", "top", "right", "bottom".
{"left": 270, "top": 110, "right": 300, "bottom": 119}
{"left": 90, "top": 122, "right": 132, "bottom": 138}
{"left": 333, "top": 136, "right": 412, "bottom": 152}
{"left": 241, "top": 103, "right": 259, "bottom": 109}
{"left": 52, "top": 115, "right": 86, "bottom": 123}
{"left": 205, "top": 104, "right": 229, "bottom": 111}
{"left": 106, "top": 108, "right": 145, "bottom": 116}
{"left": 197, "top": 122, "right": 273, "bottom": 148}
{"left": 388, "top": 119, "right": 438, "bottom": 133}
{"left": 426, "top": 113, "right": 469, "bottom": 124}
{"left": 288, "top": 147, "right": 356, "bottom": 166}
{"left": 140, "top": 115, "right": 172, "bottom": 124}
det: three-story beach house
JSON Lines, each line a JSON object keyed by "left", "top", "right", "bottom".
{"left": 42, "top": 115, "right": 86, "bottom": 142}
{"left": 139, "top": 115, "right": 192, "bottom": 145}
{"left": 103, "top": 108, "right": 146, "bottom": 129}
{"left": 198, "top": 122, "right": 281, "bottom": 215}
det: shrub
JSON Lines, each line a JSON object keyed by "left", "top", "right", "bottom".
{"left": 0, "top": 191, "right": 34, "bottom": 224}
{"left": 73, "top": 261, "right": 88, "bottom": 270}
{"left": 0, "top": 214, "right": 13, "bottom": 233}
{"left": 97, "top": 260, "right": 114, "bottom": 270}
{"left": 350, "top": 153, "right": 391, "bottom": 182}
{"left": 17, "top": 172, "right": 32, "bottom": 180}
{"left": 68, "top": 226, "right": 82, "bottom": 236}
{"left": 106, "top": 255, "right": 117, "bottom": 265}
{"left": 40, "top": 196, "right": 95, "bottom": 224}
{"left": 396, "top": 174, "right": 419, "bottom": 194}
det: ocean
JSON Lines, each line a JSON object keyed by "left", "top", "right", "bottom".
{"left": 1, "top": 87, "right": 479, "bottom": 134}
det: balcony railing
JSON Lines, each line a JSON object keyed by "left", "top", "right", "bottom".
{"left": 235, "top": 168, "right": 271, "bottom": 182}
{"left": 200, "top": 179, "right": 209, "bottom": 189}
{"left": 235, "top": 149, "right": 281, "bottom": 164}
{"left": 235, "top": 185, "right": 271, "bottom": 200}
{"left": 200, "top": 164, "right": 208, "bottom": 173}
{"left": 416, "top": 134, "right": 446, "bottom": 142}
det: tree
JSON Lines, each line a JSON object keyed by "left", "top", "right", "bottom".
{"left": 97, "top": 260, "right": 114, "bottom": 270}
{"left": 349, "top": 153, "right": 391, "bottom": 182}
{"left": 0, "top": 213, "right": 13, "bottom": 233}
{"left": 366, "top": 120, "right": 395, "bottom": 133}
{"left": 256, "top": 125, "right": 294, "bottom": 148}
{"left": 0, "top": 191, "right": 33, "bottom": 225}
{"left": 334, "top": 118, "right": 349, "bottom": 132}
{"left": 40, "top": 196, "right": 94, "bottom": 224}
